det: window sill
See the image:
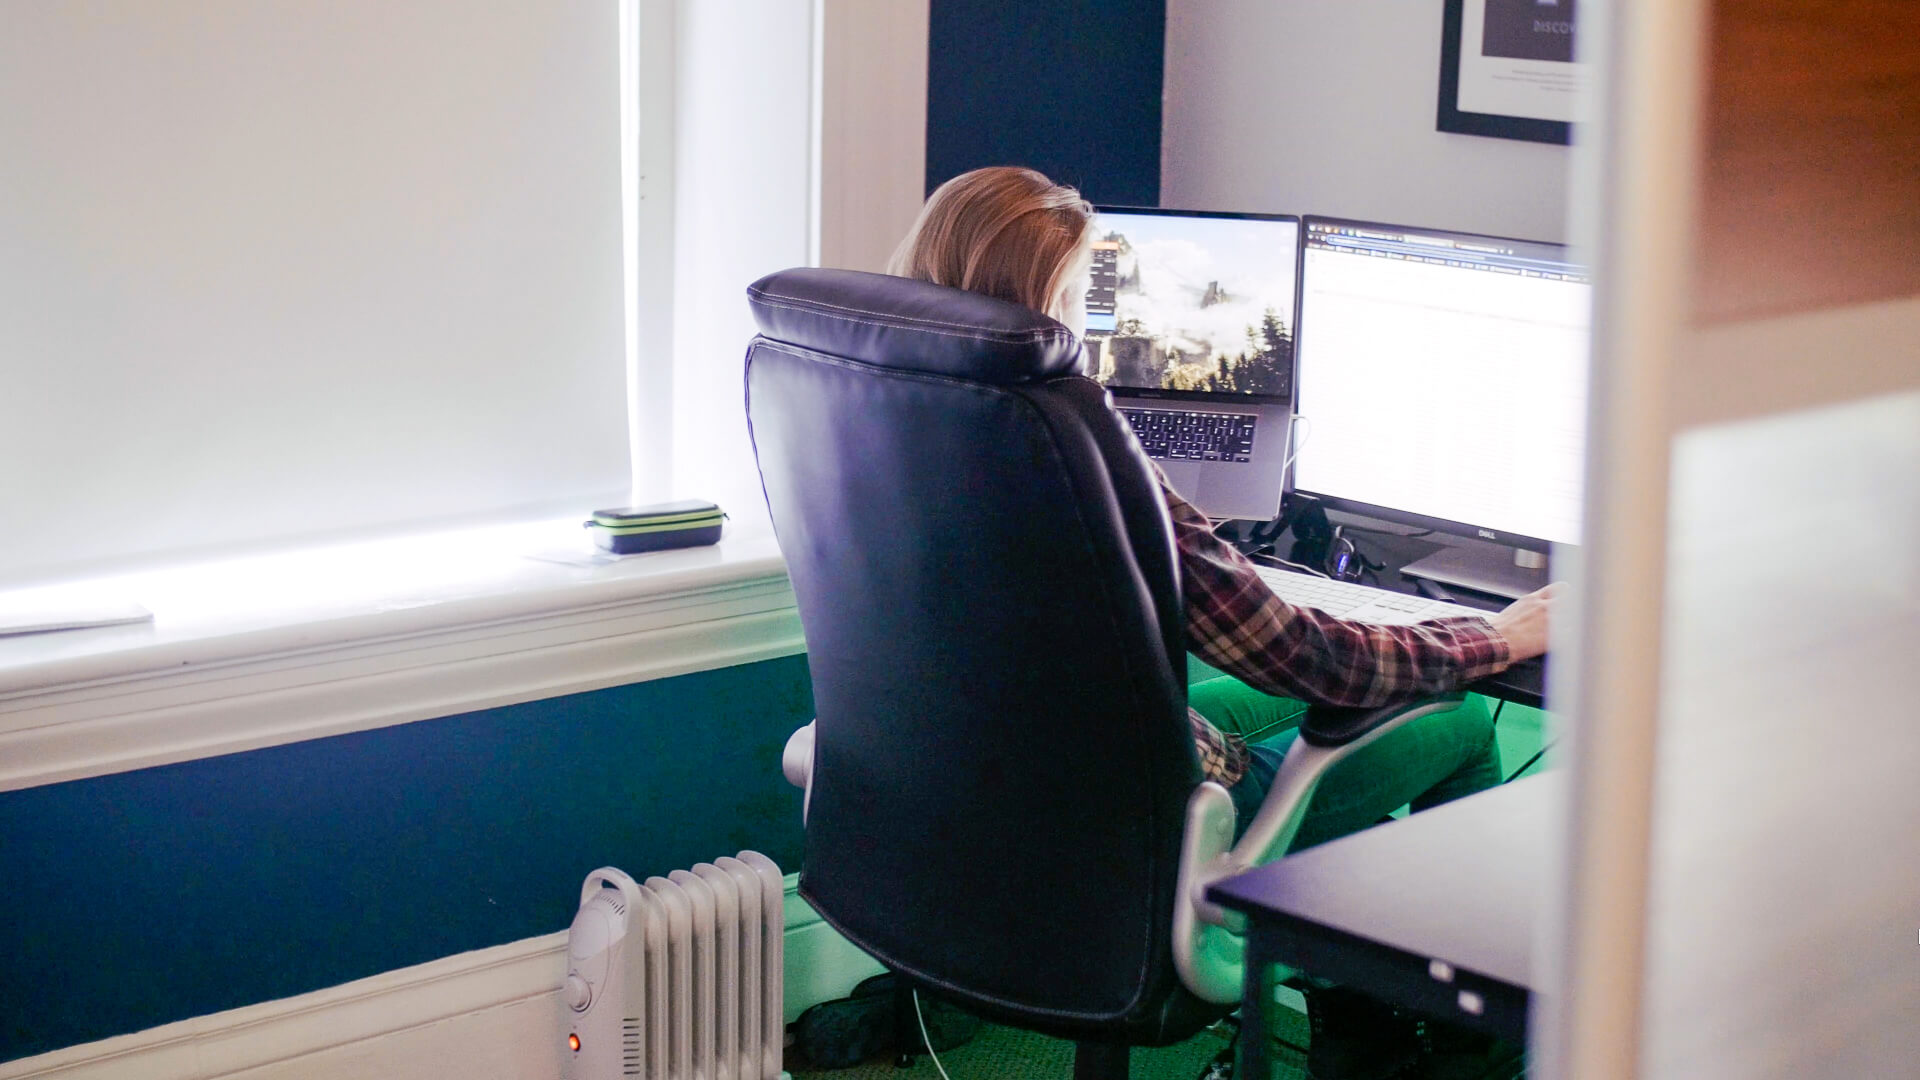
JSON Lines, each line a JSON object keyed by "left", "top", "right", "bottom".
{"left": 0, "top": 514, "right": 802, "bottom": 792}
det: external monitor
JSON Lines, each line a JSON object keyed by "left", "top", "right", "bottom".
{"left": 1079, "top": 207, "right": 1302, "bottom": 521}
{"left": 1289, "top": 216, "right": 1591, "bottom": 596}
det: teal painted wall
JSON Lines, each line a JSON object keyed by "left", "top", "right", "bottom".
{"left": 0, "top": 655, "right": 813, "bottom": 1064}
{"left": 926, "top": 0, "right": 1165, "bottom": 205}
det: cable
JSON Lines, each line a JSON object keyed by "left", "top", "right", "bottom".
{"left": 1209, "top": 1012, "right": 1306, "bottom": 1068}
{"left": 1249, "top": 551, "right": 1330, "bottom": 579}
{"left": 1241, "top": 519, "right": 1278, "bottom": 547}
{"left": 1198, "top": 1024, "right": 1242, "bottom": 1080}
{"left": 912, "top": 989, "right": 954, "bottom": 1080}
{"left": 1505, "top": 737, "right": 1558, "bottom": 783}
{"left": 1209, "top": 416, "right": 1311, "bottom": 533}
{"left": 1206, "top": 412, "right": 1309, "bottom": 546}
{"left": 1279, "top": 414, "right": 1313, "bottom": 474}
{"left": 1347, "top": 533, "right": 1386, "bottom": 574}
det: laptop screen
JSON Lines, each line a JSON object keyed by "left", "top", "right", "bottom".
{"left": 1082, "top": 208, "right": 1300, "bottom": 401}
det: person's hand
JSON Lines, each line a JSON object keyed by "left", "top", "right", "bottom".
{"left": 1488, "top": 582, "right": 1561, "bottom": 662}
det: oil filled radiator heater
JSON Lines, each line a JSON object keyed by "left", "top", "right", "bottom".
{"left": 562, "top": 853, "right": 785, "bottom": 1080}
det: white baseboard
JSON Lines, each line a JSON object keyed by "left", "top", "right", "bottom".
{"left": 1, "top": 874, "right": 879, "bottom": 1080}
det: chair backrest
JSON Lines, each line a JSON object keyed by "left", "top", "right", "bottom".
{"left": 745, "top": 268, "right": 1206, "bottom": 1037}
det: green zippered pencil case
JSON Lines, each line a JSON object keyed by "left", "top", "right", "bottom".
{"left": 583, "top": 500, "right": 726, "bottom": 554}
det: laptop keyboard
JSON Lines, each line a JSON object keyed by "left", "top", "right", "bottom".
{"left": 1253, "top": 565, "right": 1487, "bottom": 626}
{"left": 1120, "top": 408, "right": 1258, "bottom": 462}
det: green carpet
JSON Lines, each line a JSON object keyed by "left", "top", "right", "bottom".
{"left": 787, "top": 1014, "right": 1310, "bottom": 1080}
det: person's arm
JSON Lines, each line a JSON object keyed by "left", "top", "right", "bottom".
{"left": 1161, "top": 472, "right": 1518, "bottom": 708}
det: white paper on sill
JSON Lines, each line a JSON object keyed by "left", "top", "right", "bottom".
{"left": 519, "top": 545, "right": 638, "bottom": 569}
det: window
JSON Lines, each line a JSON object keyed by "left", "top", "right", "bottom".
{"left": 1, "top": 2, "right": 630, "bottom": 587}
{"left": 1, "top": 1, "right": 884, "bottom": 594}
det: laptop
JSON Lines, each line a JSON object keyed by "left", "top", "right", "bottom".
{"left": 1082, "top": 207, "right": 1300, "bottom": 522}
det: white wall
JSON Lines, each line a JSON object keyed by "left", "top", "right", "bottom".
{"left": 1162, "top": 0, "right": 1571, "bottom": 244}
{"left": 817, "top": 0, "right": 930, "bottom": 274}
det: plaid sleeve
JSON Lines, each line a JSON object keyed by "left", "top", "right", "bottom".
{"left": 1160, "top": 469, "right": 1512, "bottom": 709}
{"left": 1185, "top": 709, "right": 1254, "bottom": 788}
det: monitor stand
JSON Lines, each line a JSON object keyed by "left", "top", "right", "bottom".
{"left": 1400, "top": 545, "right": 1548, "bottom": 601}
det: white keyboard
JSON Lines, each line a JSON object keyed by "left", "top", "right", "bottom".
{"left": 1254, "top": 565, "right": 1489, "bottom": 626}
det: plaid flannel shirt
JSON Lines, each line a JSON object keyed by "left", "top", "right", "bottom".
{"left": 1159, "top": 470, "right": 1513, "bottom": 787}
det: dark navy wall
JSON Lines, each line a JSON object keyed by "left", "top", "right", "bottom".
{"left": 926, "top": 0, "right": 1165, "bottom": 206}
{"left": 0, "top": 655, "right": 812, "bottom": 1064}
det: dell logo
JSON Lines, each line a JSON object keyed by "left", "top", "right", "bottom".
{"left": 1477, "top": 528, "right": 1498, "bottom": 539}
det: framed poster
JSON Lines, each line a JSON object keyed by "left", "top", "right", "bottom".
{"left": 1438, "top": 0, "right": 1585, "bottom": 144}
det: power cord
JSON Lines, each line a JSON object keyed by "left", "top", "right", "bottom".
{"left": 1193, "top": 415, "right": 1312, "bottom": 535}
{"left": 1197, "top": 1014, "right": 1306, "bottom": 1080}
{"left": 1249, "top": 551, "right": 1331, "bottom": 579}
{"left": 911, "top": 989, "right": 954, "bottom": 1080}
{"left": 1199, "top": 1023, "right": 1241, "bottom": 1080}
{"left": 1326, "top": 526, "right": 1386, "bottom": 582}
{"left": 1280, "top": 414, "right": 1313, "bottom": 473}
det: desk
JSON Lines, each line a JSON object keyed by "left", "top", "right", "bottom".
{"left": 1466, "top": 655, "right": 1545, "bottom": 711}
{"left": 1236, "top": 522, "right": 1551, "bottom": 709}
{"left": 1208, "top": 774, "right": 1556, "bottom": 1080}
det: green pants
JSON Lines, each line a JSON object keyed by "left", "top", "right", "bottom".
{"left": 1189, "top": 676, "right": 1504, "bottom": 854}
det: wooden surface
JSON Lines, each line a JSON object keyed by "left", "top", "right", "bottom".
{"left": 1693, "top": 0, "right": 1920, "bottom": 323}
{"left": 1211, "top": 773, "right": 1555, "bottom": 1017}
{"left": 1638, "top": 392, "right": 1920, "bottom": 1078}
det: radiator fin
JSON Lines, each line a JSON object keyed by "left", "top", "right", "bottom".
{"left": 692, "top": 864, "right": 742, "bottom": 1080}
{"left": 570, "top": 851, "right": 781, "bottom": 1080}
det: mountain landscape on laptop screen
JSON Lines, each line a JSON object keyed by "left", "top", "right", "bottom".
{"left": 1082, "top": 213, "right": 1298, "bottom": 397}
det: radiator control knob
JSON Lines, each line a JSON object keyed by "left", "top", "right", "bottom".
{"left": 563, "top": 973, "right": 592, "bottom": 1011}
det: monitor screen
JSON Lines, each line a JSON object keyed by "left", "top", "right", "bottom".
{"left": 1081, "top": 208, "right": 1300, "bottom": 400}
{"left": 1290, "top": 218, "right": 1590, "bottom": 548}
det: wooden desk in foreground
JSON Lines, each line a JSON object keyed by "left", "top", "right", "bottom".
{"left": 1208, "top": 774, "right": 1557, "bottom": 1077}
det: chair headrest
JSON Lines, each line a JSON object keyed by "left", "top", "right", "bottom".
{"left": 747, "top": 267, "right": 1084, "bottom": 384}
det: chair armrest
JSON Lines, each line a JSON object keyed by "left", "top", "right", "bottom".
{"left": 1172, "top": 694, "right": 1467, "bottom": 1001}
{"left": 783, "top": 721, "right": 815, "bottom": 788}
{"left": 1228, "top": 694, "right": 1467, "bottom": 872}
{"left": 783, "top": 721, "right": 816, "bottom": 823}
{"left": 1171, "top": 780, "right": 1242, "bottom": 1002}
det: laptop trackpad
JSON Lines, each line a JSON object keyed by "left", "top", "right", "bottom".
{"left": 1158, "top": 460, "right": 1204, "bottom": 499}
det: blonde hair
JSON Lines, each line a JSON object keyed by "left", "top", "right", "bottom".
{"left": 887, "top": 166, "right": 1094, "bottom": 319}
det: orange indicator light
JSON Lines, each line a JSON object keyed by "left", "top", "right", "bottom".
{"left": 568, "top": 1033, "right": 581, "bottom": 1052}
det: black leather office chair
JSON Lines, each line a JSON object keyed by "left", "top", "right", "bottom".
{"left": 744, "top": 268, "right": 1463, "bottom": 1080}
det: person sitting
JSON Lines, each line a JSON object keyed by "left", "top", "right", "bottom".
{"left": 884, "top": 166, "right": 1556, "bottom": 1080}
